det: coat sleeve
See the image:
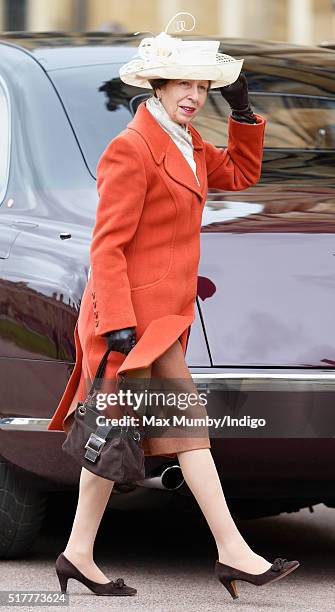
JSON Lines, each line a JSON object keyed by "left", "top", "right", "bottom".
{"left": 90, "top": 135, "right": 147, "bottom": 336}
{"left": 204, "top": 114, "right": 266, "bottom": 190}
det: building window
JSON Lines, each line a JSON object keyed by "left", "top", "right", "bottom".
{"left": 4, "top": 0, "right": 27, "bottom": 31}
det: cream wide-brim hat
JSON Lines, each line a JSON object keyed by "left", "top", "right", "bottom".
{"left": 119, "top": 31, "right": 244, "bottom": 90}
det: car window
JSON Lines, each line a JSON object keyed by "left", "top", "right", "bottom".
{"left": 193, "top": 92, "right": 335, "bottom": 150}
{"left": 49, "top": 63, "right": 335, "bottom": 172}
{"left": 49, "top": 65, "right": 134, "bottom": 178}
{"left": 0, "top": 77, "right": 10, "bottom": 202}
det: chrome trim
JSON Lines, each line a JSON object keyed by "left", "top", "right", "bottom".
{"left": 1, "top": 370, "right": 335, "bottom": 431}
{"left": 0, "top": 418, "right": 51, "bottom": 431}
{"left": 191, "top": 372, "right": 335, "bottom": 380}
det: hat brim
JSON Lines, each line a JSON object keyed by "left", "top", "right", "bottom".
{"left": 119, "top": 59, "right": 244, "bottom": 89}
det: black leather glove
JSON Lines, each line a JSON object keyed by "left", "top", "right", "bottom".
{"left": 102, "top": 327, "right": 137, "bottom": 355}
{"left": 219, "top": 72, "right": 257, "bottom": 124}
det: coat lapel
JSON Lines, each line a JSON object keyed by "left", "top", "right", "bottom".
{"left": 127, "top": 101, "right": 206, "bottom": 201}
{"left": 163, "top": 138, "right": 204, "bottom": 200}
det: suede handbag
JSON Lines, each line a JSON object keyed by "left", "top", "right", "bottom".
{"left": 61, "top": 345, "right": 145, "bottom": 483}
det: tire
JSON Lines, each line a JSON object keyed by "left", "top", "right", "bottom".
{"left": 0, "top": 461, "right": 47, "bottom": 559}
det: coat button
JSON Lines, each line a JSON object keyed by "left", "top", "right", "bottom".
{"left": 95, "top": 321, "right": 99, "bottom": 327}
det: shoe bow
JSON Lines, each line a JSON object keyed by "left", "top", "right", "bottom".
{"left": 271, "top": 558, "right": 288, "bottom": 572}
{"left": 114, "top": 577, "right": 125, "bottom": 588}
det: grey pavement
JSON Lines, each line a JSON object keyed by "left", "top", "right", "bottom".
{"left": 0, "top": 490, "right": 334, "bottom": 611}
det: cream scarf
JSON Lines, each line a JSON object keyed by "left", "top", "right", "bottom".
{"left": 145, "top": 95, "right": 200, "bottom": 185}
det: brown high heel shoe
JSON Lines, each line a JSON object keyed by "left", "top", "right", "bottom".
{"left": 215, "top": 557, "right": 300, "bottom": 600}
{"left": 55, "top": 553, "right": 137, "bottom": 596}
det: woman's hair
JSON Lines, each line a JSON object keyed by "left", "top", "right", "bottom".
{"left": 148, "top": 78, "right": 170, "bottom": 97}
{"left": 148, "top": 78, "right": 211, "bottom": 97}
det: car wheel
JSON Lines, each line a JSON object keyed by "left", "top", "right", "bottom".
{"left": 0, "top": 461, "right": 47, "bottom": 559}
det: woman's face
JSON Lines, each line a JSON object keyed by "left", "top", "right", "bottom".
{"left": 156, "top": 79, "right": 210, "bottom": 126}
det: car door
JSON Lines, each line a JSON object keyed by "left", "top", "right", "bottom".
{"left": 193, "top": 88, "right": 335, "bottom": 367}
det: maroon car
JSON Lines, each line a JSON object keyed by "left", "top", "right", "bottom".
{"left": 0, "top": 32, "right": 335, "bottom": 559}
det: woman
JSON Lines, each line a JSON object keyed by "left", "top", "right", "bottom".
{"left": 49, "top": 27, "right": 299, "bottom": 600}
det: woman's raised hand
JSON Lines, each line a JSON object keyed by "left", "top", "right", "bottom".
{"left": 219, "top": 72, "right": 257, "bottom": 124}
{"left": 219, "top": 72, "right": 249, "bottom": 111}
{"left": 103, "top": 327, "right": 137, "bottom": 355}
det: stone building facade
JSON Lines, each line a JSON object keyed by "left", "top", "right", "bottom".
{"left": 0, "top": 0, "right": 335, "bottom": 45}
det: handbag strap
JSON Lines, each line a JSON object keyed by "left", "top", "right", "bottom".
{"left": 85, "top": 346, "right": 121, "bottom": 402}
{"left": 84, "top": 346, "right": 145, "bottom": 426}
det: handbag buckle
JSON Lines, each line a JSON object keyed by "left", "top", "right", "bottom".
{"left": 84, "top": 433, "right": 106, "bottom": 462}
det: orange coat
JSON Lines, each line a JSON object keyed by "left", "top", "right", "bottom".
{"left": 48, "top": 101, "right": 266, "bottom": 457}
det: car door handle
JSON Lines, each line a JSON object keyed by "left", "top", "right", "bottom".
{"left": 11, "top": 221, "right": 39, "bottom": 229}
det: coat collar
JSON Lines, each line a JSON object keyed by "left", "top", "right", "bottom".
{"left": 127, "top": 100, "right": 205, "bottom": 201}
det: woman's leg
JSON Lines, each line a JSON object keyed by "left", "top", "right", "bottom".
{"left": 153, "top": 339, "right": 272, "bottom": 574}
{"left": 62, "top": 365, "right": 152, "bottom": 583}
{"left": 63, "top": 468, "right": 115, "bottom": 583}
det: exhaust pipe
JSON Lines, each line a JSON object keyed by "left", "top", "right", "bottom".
{"left": 135, "top": 464, "right": 184, "bottom": 491}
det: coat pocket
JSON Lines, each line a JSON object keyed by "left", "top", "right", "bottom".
{"left": 130, "top": 249, "right": 174, "bottom": 291}
{"left": 128, "top": 198, "right": 177, "bottom": 291}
